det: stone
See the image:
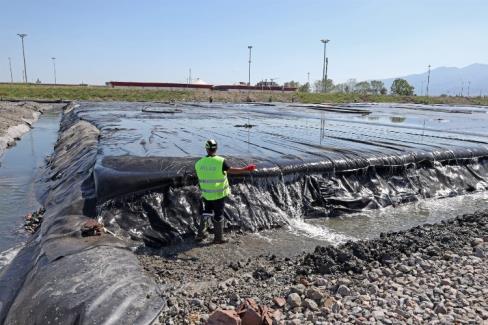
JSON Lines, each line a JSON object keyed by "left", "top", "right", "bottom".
{"left": 289, "top": 284, "right": 306, "bottom": 295}
{"left": 440, "top": 279, "right": 452, "bottom": 286}
{"left": 323, "top": 297, "right": 336, "bottom": 309}
{"left": 474, "top": 247, "right": 485, "bottom": 258}
{"left": 372, "top": 309, "right": 385, "bottom": 319}
{"left": 303, "top": 299, "right": 318, "bottom": 311}
{"left": 336, "top": 285, "right": 351, "bottom": 297}
{"left": 191, "top": 298, "right": 205, "bottom": 308}
{"left": 306, "top": 288, "right": 324, "bottom": 301}
{"left": 433, "top": 303, "right": 448, "bottom": 314}
{"left": 241, "top": 308, "right": 261, "bottom": 325}
{"left": 273, "top": 297, "right": 286, "bottom": 308}
{"left": 331, "top": 301, "right": 342, "bottom": 313}
{"left": 207, "top": 310, "right": 242, "bottom": 325}
{"left": 315, "top": 277, "right": 327, "bottom": 286}
{"left": 471, "top": 238, "right": 483, "bottom": 247}
{"left": 287, "top": 293, "right": 302, "bottom": 308}
{"left": 208, "top": 302, "right": 218, "bottom": 312}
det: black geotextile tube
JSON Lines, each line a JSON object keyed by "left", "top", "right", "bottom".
{"left": 0, "top": 107, "right": 165, "bottom": 325}
{"left": 95, "top": 150, "right": 488, "bottom": 247}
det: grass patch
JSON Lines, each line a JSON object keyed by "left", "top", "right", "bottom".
{"left": 1, "top": 83, "right": 488, "bottom": 105}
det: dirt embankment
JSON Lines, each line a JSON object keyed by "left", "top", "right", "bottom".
{"left": 141, "top": 211, "right": 488, "bottom": 324}
{"left": 0, "top": 101, "right": 55, "bottom": 158}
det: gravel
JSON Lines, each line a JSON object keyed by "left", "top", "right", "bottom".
{"left": 142, "top": 210, "right": 488, "bottom": 324}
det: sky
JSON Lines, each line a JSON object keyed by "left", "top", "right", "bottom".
{"left": 1, "top": 0, "right": 487, "bottom": 85}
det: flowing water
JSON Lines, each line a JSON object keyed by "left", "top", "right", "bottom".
{"left": 0, "top": 111, "right": 60, "bottom": 253}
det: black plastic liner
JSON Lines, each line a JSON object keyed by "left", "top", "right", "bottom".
{"left": 79, "top": 101, "right": 488, "bottom": 247}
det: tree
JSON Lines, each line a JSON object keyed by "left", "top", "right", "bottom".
{"left": 284, "top": 81, "right": 300, "bottom": 88}
{"left": 354, "top": 81, "right": 371, "bottom": 94}
{"left": 313, "top": 79, "right": 334, "bottom": 93}
{"left": 298, "top": 82, "right": 311, "bottom": 93}
{"left": 370, "top": 80, "right": 385, "bottom": 94}
{"left": 390, "top": 78, "right": 414, "bottom": 96}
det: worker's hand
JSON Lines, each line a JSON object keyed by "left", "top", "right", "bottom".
{"left": 244, "top": 164, "right": 256, "bottom": 172}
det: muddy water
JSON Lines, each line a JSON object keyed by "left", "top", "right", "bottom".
{"left": 0, "top": 111, "right": 60, "bottom": 252}
{"left": 162, "top": 192, "right": 488, "bottom": 262}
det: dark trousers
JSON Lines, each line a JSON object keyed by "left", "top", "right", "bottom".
{"left": 201, "top": 197, "right": 226, "bottom": 222}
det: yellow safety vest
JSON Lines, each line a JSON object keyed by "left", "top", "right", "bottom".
{"left": 195, "top": 155, "right": 230, "bottom": 201}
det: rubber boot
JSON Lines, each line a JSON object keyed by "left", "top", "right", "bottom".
{"left": 196, "top": 216, "right": 208, "bottom": 242}
{"left": 212, "top": 219, "right": 227, "bottom": 244}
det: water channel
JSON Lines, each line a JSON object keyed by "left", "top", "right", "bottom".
{"left": 0, "top": 110, "right": 60, "bottom": 253}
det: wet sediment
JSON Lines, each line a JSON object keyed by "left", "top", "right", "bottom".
{"left": 142, "top": 211, "right": 488, "bottom": 324}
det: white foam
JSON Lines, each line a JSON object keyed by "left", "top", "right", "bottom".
{"left": 286, "top": 218, "right": 354, "bottom": 245}
{"left": 0, "top": 243, "right": 24, "bottom": 271}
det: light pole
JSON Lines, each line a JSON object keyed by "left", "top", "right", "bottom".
{"left": 51, "top": 57, "right": 57, "bottom": 84}
{"left": 426, "top": 64, "right": 431, "bottom": 97}
{"left": 17, "top": 33, "right": 28, "bottom": 83}
{"left": 8, "top": 57, "right": 13, "bottom": 83}
{"left": 320, "top": 39, "right": 330, "bottom": 93}
{"left": 248, "top": 45, "right": 253, "bottom": 86}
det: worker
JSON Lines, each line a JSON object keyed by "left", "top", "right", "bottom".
{"left": 195, "top": 139, "right": 256, "bottom": 244}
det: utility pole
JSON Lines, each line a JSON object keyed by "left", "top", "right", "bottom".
{"left": 320, "top": 39, "right": 330, "bottom": 93}
{"left": 51, "top": 57, "right": 57, "bottom": 84}
{"left": 307, "top": 72, "right": 310, "bottom": 84}
{"left": 17, "top": 33, "right": 28, "bottom": 83}
{"left": 426, "top": 64, "right": 431, "bottom": 97}
{"left": 467, "top": 81, "right": 471, "bottom": 97}
{"left": 248, "top": 45, "right": 253, "bottom": 86}
{"left": 8, "top": 57, "right": 13, "bottom": 83}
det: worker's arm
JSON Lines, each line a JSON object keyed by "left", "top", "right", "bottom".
{"left": 227, "top": 164, "right": 256, "bottom": 175}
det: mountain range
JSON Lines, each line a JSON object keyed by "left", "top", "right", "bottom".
{"left": 381, "top": 63, "right": 488, "bottom": 96}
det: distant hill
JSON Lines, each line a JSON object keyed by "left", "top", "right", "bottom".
{"left": 381, "top": 63, "right": 488, "bottom": 96}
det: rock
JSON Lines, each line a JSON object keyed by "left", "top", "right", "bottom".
{"left": 331, "top": 301, "right": 342, "bottom": 313}
{"left": 303, "top": 299, "right": 318, "bottom": 311}
{"left": 252, "top": 266, "right": 273, "bottom": 280}
{"left": 336, "top": 285, "right": 351, "bottom": 297}
{"left": 229, "top": 292, "right": 240, "bottom": 302}
{"left": 306, "top": 288, "right": 324, "bottom": 301}
{"left": 440, "top": 279, "right": 452, "bottom": 286}
{"left": 433, "top": 302, "right": 447, "bottom": 314}
{"left": 207, "top": 310, "right": 241, "bottom": 325}
{"left": 323, "top": 296, "right": 336, "bottom": 309}
{"left": 474, "top": 247, "right": 485, "bottom": 258}
{"left": 191, "top": 298, "right": 205, "bottom": 308}
{"left": 289, "top": 284, "right": 306, "bottom": 295}
{"left": 471, "top": 238, "right": 483, "bottom": 247}
{"left": 167, "top": 297, "right": 177, "bottom": 307}
{"left": 272, "top": 297, "right": 286, "bottom": 308}
{"left": 287, "top": 293, "right": 302, "bottom": 308}
{"left": 372, "top": 309, "right": 385, "bottom": 319}
{"left": 314, "top": 277, "right": 327, "bottom": 286}
{"left": 208, "top": 302, "right": 218, "bottom": 312}
{"left": 241, "top": 308, "right": 261, "bottom": 325}
{"left": 398, "top": 264, "right": 411, "bottom": 273}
